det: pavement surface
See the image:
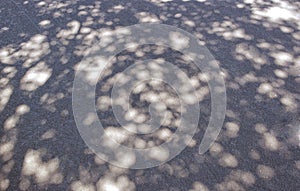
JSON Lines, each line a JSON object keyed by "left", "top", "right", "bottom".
{"left": 0, "top": 0, "right": 300, "bottom": 190}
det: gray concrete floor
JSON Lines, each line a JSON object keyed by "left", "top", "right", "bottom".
{"left": 0, "top": 0, "right": 299, "bottom": 190}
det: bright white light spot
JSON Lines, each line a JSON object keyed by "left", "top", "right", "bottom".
{"left": 219, "top": 153, "right": 238, "bottom": 167}
{"left": 39, "top": 20, "right": 51, "bottom": 26}
{"left": 263, "top": 132, "right": 279, "bottom": 151}
{"left": 274, "top": 69, "right": 288, "bottom": 78}
{"left": 149, "top": 147, "right": 169, "bottom": 161}
{"left": 21, "top": 62, "right": 52, "bottom": 91}
{"left": 257, "top": 83, "right": 273, "bottom": 94}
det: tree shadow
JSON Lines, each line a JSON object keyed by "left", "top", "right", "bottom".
{"left": 0, "top": 0, "right": 299, "bottom": 190}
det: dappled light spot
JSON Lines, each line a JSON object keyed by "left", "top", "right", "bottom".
{"left": 249, "top": 149, "right": 261, "bottom": 160}
{"left": 36, "top": 1, "right": 47, "bottom": 7}
{"left": 75, "top": 56, "right": 111, "bottom": 85}
{"left": 224, "top": 28, "right": 252, "bottom": 41}
{"left": 208, "top": 20, "right": 252, "bottom": 41}
{"left": 169, "top": 32, "right": 190, "bottom": 50}
{"left": 225, "top": 122, "right": 240, "bottom": 138}
{"left": 148, "top": 0, "right": 173, "bottom": 6}
{"left": 277, "top": 122, "right": 300, "bottom": 147}
{"left": 274, "top": 69, "right": 288, "bottom": 79}
{"left": 41, "top": 129, "right": 56, "bottom": 140}
{"left": 189, "top": 181, "right": 209, "bottom": 191}
{"left": 1, "top": 159, "right": 14, "bottom": 175}
{"left": 133, "top": 138, "right": 147, "bottom": 149}
{"left": 215, "top": 180, "right": 245, "bottom": 191}
{"left": 94, "top": 155, "right": 106, "bottom": 166}
{"left": 181, "top": 93, "right": 198, "bottom": 105}
{"left": 157, "top": 128, "right": 172, "bottom": 141}
{"left": 218, "top": 153, "right": 238, "bottom": 168}
{"left": 83, "top": 113, "right": 98, "bottom": 126}
{"left": 97, "top": 176, "right": 135, "bottom": 191}
{"left": 1, "top": 66, "right": 17, "bottom": 82}
{"left": 257, "top": 83, "right": 273, "bottom": 94}
{"left": 252, "top": 0, "right": 300, "bottom": 22}
{"left": 22, "top": 149, "right": 63, "bottom": 185}
{"left": 60, "top": 109, "right": 69, "bottom": 117}
{"left": 80, "top": 27, "right": 92, "bottom": 34}
{"left": 235, "top": 43, "right": 268, "bottom": 69}
{"left": 108, "top": 165, "right": 128, "bottom": 175}
{"left": 40, "top": 92, "right": 64, "bottom": 104}
{"left": 71, "top": 181, "right": 95, "bottom": 191}
{"left": 21, "top": 62, "right": 52, "bottom": 91}
{"left": 97, "top": 96, "right": 111, "bottom": 111}
{"left": 0, "top": 0, "right": 299, "bottom": 189}
{"left": 0, "top": 163, "right": 13, "bottom": 189}
{"left": 216, "top": 170, "right": 256, "bottom": 191}
{"left": 4, "top": 114, "right": 19, "bottom": 130}
{"left": 0, "top": 142, "right": 14, "bottom": 160}
{"left": 209, "top": 142, "right": 223, "bottom": 157}
{"left": 135, "top": 12, "right": 160, "bottom": 23}
{"left": 1, "top": 34, "right": 50, "bottom": 66}
{"left": 108, "top": 5, "right": 125, "bottom": 14}
{"left": 0, "top": 48, "right": 10, "bottom": 58}
{"left": 168, "top": 160, "right": 189, "bottom": 178}
{"left": 280, "top": 96, "right": 297, "bottom": 111}
{"left": 0, "top": 26, "right": 9, "bottom": 34}
{"left": 39, "top": 20, "right": 51, "bottom": 27}
{"left": 19, "top": 178, "right": 31, "bottom": 191}
{"left": 149, "top": 147, "right": 169, "bottom": 161}
{"left": 124, "top": 108, "right": 138, "bottom": 121}
{"left": 101, "top": 183, "right": 120, "bottom": 191}
{"left": 187, "top": 138, "right": 197, "bottom": 147}
{"left": 256, "top": 165, "right": 275, "bottom": 179}
{"left": 271, "top": 51, "right": 293, "bottom": 67}
{"left": 158, "top": 163, "right": 174, "bottom": 175}
{"left": 16, "top": 104, "right": 30, "bottom": 115}
{"left": 0, "top": 85, "right": 13, "bottom": 112}
{"left": 227, "top": 81, "right": 240, "bottom": 90}
{"left": 104, "top": 127, "right": 129, "bottom": 145}
{"left": 292, "top": 31, "right": 300, "bottom": 40}
{"left": 263, "top": 132, "right": 280, "bottom": 151}
{"left": 133, "top": 114, "right": 148, "bottom": 124}
{"left": 255, "top": 123, "right": 267, "bottom": 134}
{"left": 225, "top": 110, "right": 237, "bottom": 119}
{"left": 0, "top": 178, "right": 9, "bottom": 190}
{"left": 57, "top": 20, "right": 81, "bottom": 42}
{"left": 3, "top": 104, "right": 30, "bottom": 131}
{"left": 0, "top": 48, "right": 14, "bottom": 64}
{"left": 22, "top": 35, "right": 50, "bottom": 68}
{"left": 235, "top": 72, "right": 258, "bottom": 86}
{"left": 230, "top": 170, "right": 256, "bottom": 186}
{"left": 184, "top": 20, "right": 195, "bottom": 27}
{"left": 114, "top": 151, "right": 136, "bottom": 168}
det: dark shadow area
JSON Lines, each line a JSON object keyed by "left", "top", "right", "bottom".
{"left": 0, "top": 0, "right": 299, "bottom": 190}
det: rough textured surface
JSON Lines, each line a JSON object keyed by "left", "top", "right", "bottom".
{"left": 0, "top": 0, "right": 299, "bottom": 190}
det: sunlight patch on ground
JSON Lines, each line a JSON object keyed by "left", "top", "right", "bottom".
{"left": 252, "top": 1, "right": 300, "bottom": 22}
{"left": 256, "top": 164, "right": 275, "bottom": 179}
{"left": 21, "top": 62, "right": 52, "bottom": 91}
{"left": 97, "top": 176, "right": 135, "bottom": 191}
{"left": 218, "top": 153, "right": 238, "bottom": 168}
{"left": 21, "top": 149, "right": 63, "bottom": 189}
